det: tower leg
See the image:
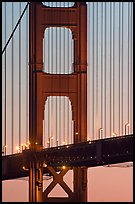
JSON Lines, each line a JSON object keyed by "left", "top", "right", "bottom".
{"left": 29, "top": 161, "right": 43, "bottom": 202}
{"left": 29, "top": 2, "right": 87, "bottom": 202}
{"left": 74, "top": 167, "right": 87, "bottom": 202}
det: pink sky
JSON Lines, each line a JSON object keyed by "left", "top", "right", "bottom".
{"left": 2, "top": 165, "right": 133, "bottom": 202}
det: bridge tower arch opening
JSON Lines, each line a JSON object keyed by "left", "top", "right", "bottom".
{"left": 43, "top": 96, "right": 74, "bottom": 148}
{"left": 43, "top": 27, "right": 74, "bottom": 74}
{"left": 29, "top": 2, "right": 87, "bottom": 202}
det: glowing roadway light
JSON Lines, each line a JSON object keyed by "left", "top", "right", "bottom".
{"left": 87, "top": 137, "right": 92, "bottom": 144}
{"left": 125, "top": 123, "right": 130, "bottom": 135}
{"left": 22, "top": 166, "right": 29, "bottom": 171}
{"left": 112, "top": 132, "right": 117, "bottom": 137}
{"left": 24, "top": 144, "right": 28, "bottom": 149}
{"left": 62, "top": 141, "right": 67, "bottom": 145}
{"left": 27, "top": 141, "right": 31, "bottom": 148}
{"left": 16, "top": 146, "right": 20, "bottom": 153}
{"left": 47, "top": 140, "right": 50, "bottom": 148}
{"left": 87, "top": 137, "right": 91, "bottom": 141}
{"left": 89, "top": 140, "right": 92, "bottom": 144}
{"left": 2, "top": 145, "right": 7, "bottom": 155}
{"left": 21, "top": 144, "right": 24, "bottom": 151}
{"left": 99, "top": 128, "right": 103, "bottom": 139}
{"left": 51, "top": 137, "right": 53, "bottom": 147}
{"left": 43, "top": 163, "right": 47, "bottom": 168}
{"left": 62, "top": 166, "right": 66, "bottom": 170}
{"left": 3, "top": 145, "right": 7, "bottom": 150}
{"left": 75, "top": 132, "right": 79, "bottom": 135}
{"left": 22, "top": 166, "right": 25, "bottom": 170}
{"left": 35, "top": 142, "right": 38, "bottom": 145}
{"left": 47, "top": 137, "right": 53, "bottom": 147}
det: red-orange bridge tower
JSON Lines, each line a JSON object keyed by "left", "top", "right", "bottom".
{"left": 29, "top": 2, "right": 87, "bottom": 202}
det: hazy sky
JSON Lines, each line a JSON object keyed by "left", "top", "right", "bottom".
{"left": 2, "top": 2, "right": 133, "bottom": 202}
{"left": 2, "top": 166, "right": 133, "bottom": 202}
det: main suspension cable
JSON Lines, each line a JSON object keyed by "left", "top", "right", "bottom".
{"left": 2, "top": 2, "right": 30, "bottom": 55}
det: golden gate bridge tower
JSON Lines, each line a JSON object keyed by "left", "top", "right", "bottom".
{"left": 2, "top": 2, "right": 133, "bottom": 202}
{"left": 29, "top": 2, "right": 87, "bottom": 202}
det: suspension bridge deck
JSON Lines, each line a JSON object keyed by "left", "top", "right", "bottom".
{"left": 2, "top": 134, "right": 133, "bottom": 181}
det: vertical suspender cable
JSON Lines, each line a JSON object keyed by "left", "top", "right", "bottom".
{"left": 56, "top": 2, "right": 58, "bottom": 146}
{"left": 130, "top": 3, "right": 133, "bottom": 133}
{"left": 19, "top": 2, "right": 21, "bottom": 149}
{"left": 67, "top": 1, "right": 69, "bottom": 144}
{"left": 43, "top": 3, "right": 44, "bottom": 146}
{"left": 63, "top": 2, "right": 65, "bottom": 144}
{"left": 101, "top": 3, "right": 103, "bottom": 137}
{"left": 51, "top": 8, "right": 53, "bottom": 147}
{"left": 118, "top": 3, "right": 121, "bottom": 136}
{"left": 112, "top": 2, "right": 115, "bottom": 135}
{"left": 87, "top": 3, "right": 89, "bottom": 139}
{"left": 4, "top": 2, "right": 7, "bottom": 154}
{"left": 71, "top": 9, "right": 74, "bottom": 144}
{"left": 75, "top": 3, "right": 77, "bottom": 142}
{"left": 75, "top": 2, "right": 78, "bottom": 142}
{"left": 33, "top": 2, "right": 36, "bottom": 147}
{"left": 43, "top": 33, "right": 46, "bottom": 147}
{"left": 79, "top": 3, "right": 81, "bottom": 142}
{"left": 11, "top": 2, "right": 14, "bottom": 153}
{"left": 47, "top": 2, "right": 50, "bottom": 147}
{"left": 92, "top": 3, "right": 94, "bottom": 139}
{"left": 127, "top": 3, "right": 130, "bottom": 130}
{"left": 26, "top": 3, "right": 28, "bottom": 143}
{"left": 104, "top": 3, "right": 106, "bottom": 138}
{"left": 77, "top": 2, "right": 81, "bottom": 141}
{"left": 43, "top": 27, "right": 45, "bottom": 147}
{"left": 96, "top": 3, "right": 98, "bottom": 139}
{"left": 110, "top": 2, "right": 112, "bottom": 137}
{"left": 87, "top": 2, "right": 90, "bottom": 140}
{"left": 59, "top": 3, "right": 61, "bottom": 145}
{"left": 121, "top": 2, "right": 123, "bottom": 135}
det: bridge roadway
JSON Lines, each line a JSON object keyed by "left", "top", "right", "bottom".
{"left": 2, "top": 134, "right": 133, "bottom": 181}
